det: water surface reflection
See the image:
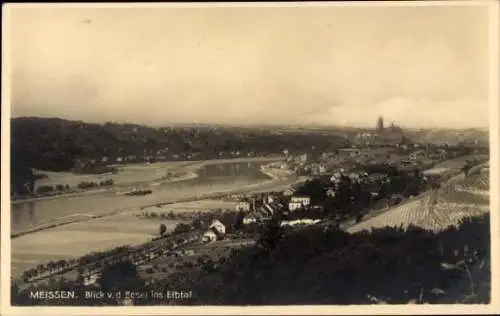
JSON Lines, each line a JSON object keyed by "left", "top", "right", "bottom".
{"left": 11, "top": 162, "right": 270, "bottom": 232}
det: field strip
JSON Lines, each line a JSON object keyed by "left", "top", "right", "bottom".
{"left": 346, "top": 161, "right": 489, "bottom": 233}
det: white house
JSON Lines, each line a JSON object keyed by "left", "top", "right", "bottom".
{"left": 83, "top": 273, "right": 99, "bottom": 286}
{"left": 236, "top": 201, "right": 251, "bottom": 212}
{"left": 243, "top": 212, "right": 263, "bottom": 225}
{"left": 288, "top": 202, "right": 303, "bottom": 211}
{"left": 201, "top": 229, "right": 218, "bottom": 243}
{"left": 209, "top": 220, "right": 226, "bottom": 235}
{"left": 290, "top": 196, "right": 311, "bottom": 206}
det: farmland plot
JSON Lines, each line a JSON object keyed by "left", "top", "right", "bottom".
{"left": 347, "top": 169, "right": 490, "bottom": 234}
{"left": 439, "top": 186, "right": 489, "bottom": 205}
{"left": 455, "top": 173, "right": 489, "bottom": 192}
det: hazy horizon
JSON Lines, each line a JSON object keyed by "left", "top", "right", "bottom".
{"left": 9, "top": 114, "right": 491, "bottom": 132}
{"left": 6, "top": 4, "right": 492, "bottom": 129}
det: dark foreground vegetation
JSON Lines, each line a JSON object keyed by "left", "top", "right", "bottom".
{"left": 12, "top": 214, "right": 490, "bottom": 305}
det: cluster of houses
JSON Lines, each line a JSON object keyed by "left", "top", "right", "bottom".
{"left": 77, "top": 148, "right": 256, "bottom": 168}
{"left": 199, "top": 192, "right": 316, "bottom": 243}
{"left": 301, "top": 143, "right": 450, "bottom": 179}
{"left": 237, "top": 196, "right": 281, "bottom": 225}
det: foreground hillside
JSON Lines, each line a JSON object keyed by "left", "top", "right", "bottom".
{"left": 347, "top": 170, "right": 489, "bottom": 233}
{"left": 12, "top": 213, "right": 489, "bottom": 306}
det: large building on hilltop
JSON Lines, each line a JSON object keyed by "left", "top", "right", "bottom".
{"left": 354, "top": 116, "right": 411, "bottom": 147}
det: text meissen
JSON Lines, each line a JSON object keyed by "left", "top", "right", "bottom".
{"left": 28, "top": 291, "right": 76, "bottom": 300}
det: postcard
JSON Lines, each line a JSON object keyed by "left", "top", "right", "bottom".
{"left": 1, "top": 1, "right": 499, "bottom": 315}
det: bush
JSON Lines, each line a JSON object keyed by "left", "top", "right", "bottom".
{"left": 36, "top": 185, "right": 54, "bottom": 194}
{"left": 159, "top": 224, "right": 167, "bottom": 236}
{"left": 174, "top": 223, "right": 192, "bottom": 234}
{"left": 99, "top": 179, "right": 114, "bottom": 186}
{"left": 77, "top": 181, "right": 98, "bottom": 190}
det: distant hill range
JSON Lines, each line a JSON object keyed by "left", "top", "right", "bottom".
{"left": 10, "top": 116, "right": 349, "bottom": 173}
{"left": 404, "top": 128, "right": 489, "bottom": 146}
{"left": 10, "top": 117, "right": 488, "bottom": 193}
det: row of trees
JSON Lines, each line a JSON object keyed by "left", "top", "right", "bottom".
{"left": 36, "top": 184, "right": 71, "bottom": 194}
{"left": 77, "top": 179, "right": 114, "bottom": 189}
{"left": 34, "top": 179, "right": 114, "bottom": 195}
{"left": 20, "top": 259, "right": 77, "bottom": 283}
{"left": 16, "top": 219, "right": 204, "bottom": 287}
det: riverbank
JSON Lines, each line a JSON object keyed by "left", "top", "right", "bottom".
{"left": 11, "top": 159, "right": 291, "bottom": 239}
{"left": 11, "top": 175, "right": 303, "bottom": 240}
{"left": 12, "top": 156, "right": 285, "bottom": 204}
{"left": 260, "top": 163, "right": 295, "bottom": 181}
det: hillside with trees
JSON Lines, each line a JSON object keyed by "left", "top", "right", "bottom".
{"left": 11, "top": 214, "right": 490, "bottom": 305}
{"left": 149, "top": 214, "right": 490, "bottom": 305}
{"left": 11, "top": 117, "right": 346, "bottom": 171}
{"left": 10, "top": 117, "right": 348, "bottom": 196}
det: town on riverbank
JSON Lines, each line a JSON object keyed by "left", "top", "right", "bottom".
{"left": 10, "top": 116, "right": 490, "bottom": 306}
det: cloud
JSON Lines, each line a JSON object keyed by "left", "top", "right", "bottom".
{"left": 305, "top": 97, "right": 489, "bottom": 128}
{"left": 7, "top": 5, "right": 490, "bottom": 128}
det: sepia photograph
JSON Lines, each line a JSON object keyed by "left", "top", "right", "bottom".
{"left": 1, "top": 1, "right": 499, "bottom": 314}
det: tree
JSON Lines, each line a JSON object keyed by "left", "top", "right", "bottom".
{"left": 47, "top": 261, "right": 56, "bottom": 272}
{"left": 295, "top": 178, "right": 327, "bottom": 204}
{"left": 37, "top": 185, "right": 55, "bottom": 194}
{"left": 174, "top": 223, "right": 191, "bottom": 234}
{"left": 100, "top": 260, "right": 143, "bottom": 292}
{"left": 192, "top": 219, "right": 204, "bottom": 230}
{"left": 159, "top": 223, "right": 167, "bottom": 236}
{"left": 76, "top": 266, "right": 85, "bottom": 284}
{"left": 462, "top": 162, "right": 472, "bottom": 177}
{"left": 55, "top": 259, "right": 65, "bottom": 271}
{"left": 258, "top": 216, "right": 284, "bottom": 253}
{"left": 234, "top": 211, "right": 246, "bottom": 230}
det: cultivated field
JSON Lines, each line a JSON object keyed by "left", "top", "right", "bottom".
{"left": 11, "top": 213, "right": 188, "bottom": 276}
{"left": 347, "top": 170, "right": 490, "bottom": 234}
{"left": 456, "top": 172, "right": 489, "bottom": 191}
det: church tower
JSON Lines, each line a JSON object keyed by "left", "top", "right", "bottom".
{"left": 376, "top": 116, "right": 384, "bottom": 132}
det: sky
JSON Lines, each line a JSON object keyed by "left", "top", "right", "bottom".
{"left": 6, "top": 3, "right": 492, "bottom": 128}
